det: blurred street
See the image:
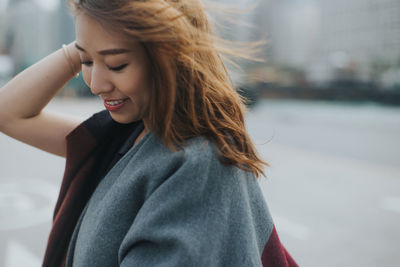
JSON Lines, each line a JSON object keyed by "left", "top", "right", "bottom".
{"left": 0, "top": 98, "right": 400, "bottom": 267}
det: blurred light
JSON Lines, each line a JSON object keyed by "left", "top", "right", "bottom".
{"left": 35, "top": 0, "right": 59, "bottom": 12}
{"left": 0, "top": 55, "right": 14, "bottom": 77}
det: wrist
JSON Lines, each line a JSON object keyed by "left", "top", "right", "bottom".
{"left": 62, "top": 42, "right": 81, "bottom": 77}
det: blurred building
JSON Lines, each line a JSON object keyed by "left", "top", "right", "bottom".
{"left": 0, "top": 0, "right": 60, "bottom": 73}
{"left": 246, "top": 0, "right": 320, "bottom": 86}
{"left": 249, "top": 0, "right": 400, "bottom": 89}
{"left": 309, "top": 0, "right": 400, "bottom": 87}
{"left": 254, "top": 0, "right": 319, "bottom": 68}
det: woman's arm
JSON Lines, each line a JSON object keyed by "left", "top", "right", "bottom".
{"left": 0, "top": 42, "right": 84, "bottom": 157}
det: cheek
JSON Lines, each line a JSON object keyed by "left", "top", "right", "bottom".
{"left": 119, "top": 73, "right": 143, "bottom": 95}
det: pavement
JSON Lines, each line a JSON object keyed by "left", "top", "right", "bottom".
{"left": 1, "top": 98, "right": 399, "bottom": 267}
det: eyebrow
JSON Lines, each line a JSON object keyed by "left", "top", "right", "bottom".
{"left": 75, "top": 43, "right": 130, "bottom": 56}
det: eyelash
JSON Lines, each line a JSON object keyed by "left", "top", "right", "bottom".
{"left": 80, "top": 61, "right": 128, "bottom": 72}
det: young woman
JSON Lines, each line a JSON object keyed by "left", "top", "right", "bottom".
{"left": 0, "top": 0, "right": 298, "bottom": 266}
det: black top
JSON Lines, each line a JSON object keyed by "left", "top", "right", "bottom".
{"left": 84, "top": 110, "right": 144, "bottom": 190}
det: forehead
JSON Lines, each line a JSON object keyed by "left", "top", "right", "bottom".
{"left": 75, "top": 13, "right": 132, "bottom": 51}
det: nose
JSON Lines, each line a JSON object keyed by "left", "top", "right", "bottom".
{"left": 89, "top": 65, "right": 113, "bottom": 96}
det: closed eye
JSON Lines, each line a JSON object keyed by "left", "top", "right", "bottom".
{"left": 80, "top": 60, "right": 93, "bottom": 66}
{"left": 109, "top": 64, "right": 128, "bottom": 72}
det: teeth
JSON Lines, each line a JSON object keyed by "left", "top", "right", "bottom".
{"left": 106, "top": 99, "right": 125, "bottom": 106}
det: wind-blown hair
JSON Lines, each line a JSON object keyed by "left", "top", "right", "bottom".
{"left": 68, "top": 0, "right": 268, "bottom": 177}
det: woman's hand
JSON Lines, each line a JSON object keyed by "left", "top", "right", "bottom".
{"left": 63, "top": 41, "right": 82, "bottom": 77}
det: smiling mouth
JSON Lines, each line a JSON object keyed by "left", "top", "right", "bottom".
{"left": 105, "top": 99, "right": 127, "bottom": 106}
{"left": 103, "top": 98, "right": 129, "bottom": 111}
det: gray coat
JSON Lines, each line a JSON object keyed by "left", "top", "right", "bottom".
{"left": 66, "top": 132, "right": 274, "bottom": 266}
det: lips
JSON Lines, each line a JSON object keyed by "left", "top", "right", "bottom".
{"left": 103, "top": 98, "right": 129, "bottom": 111}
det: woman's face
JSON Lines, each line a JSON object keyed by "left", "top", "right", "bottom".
{"left": 75, "top": 13, "right": 151, "bottom": 125}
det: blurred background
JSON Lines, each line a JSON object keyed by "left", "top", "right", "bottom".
{"left": 0, "top": 0, "right": 399, "bottom": 266}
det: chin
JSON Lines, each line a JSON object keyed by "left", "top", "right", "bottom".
{"left": 109, "top": 112, "right": 139, "bottom": 124}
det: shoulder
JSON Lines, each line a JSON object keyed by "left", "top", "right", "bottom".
{"left": 138, "top": 134, "right": 226, "bottom": 173}
{"left": 134, "top": 134, "right": 256, "bottom": 190}
{"left": 127, "top": 133, "right": 263, "bottom": 205}
{"left": 182, "top": 137, "right": 220, "bottom": 166}
{"left": 181, "top": 137, "right": 252, "bottom": 180}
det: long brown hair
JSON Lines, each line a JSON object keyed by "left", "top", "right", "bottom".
{"left": 68, "top": 0, "right": 268, "bottom": 177}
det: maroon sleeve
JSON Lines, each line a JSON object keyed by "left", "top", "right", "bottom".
{"left": 261, "top": 225, "right": 299, "bottom": 267}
